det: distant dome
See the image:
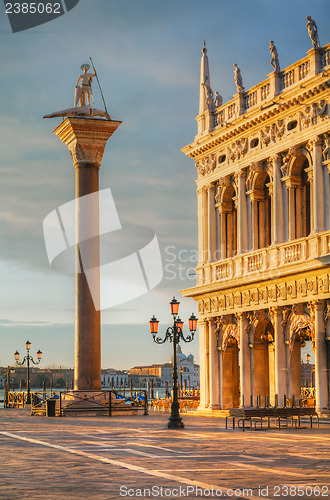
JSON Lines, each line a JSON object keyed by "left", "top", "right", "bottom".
{"left": 170, "top": 344, "right": 187, "bottom": 363}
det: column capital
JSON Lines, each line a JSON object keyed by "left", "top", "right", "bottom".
{"left": 54, "top": 117, "right": 121, "bottom": 168}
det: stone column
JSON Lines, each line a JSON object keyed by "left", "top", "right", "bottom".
{"left": 313, "top": 300, "right": 329, "bottom": 414}
{"left": 208, "top": 185, "right": 216, "bottom": 262}
{"left": 203, "top": 187, "right": 209, "bottom": 264}
{"left": 270, "top": 155, "right": 284, "bottom": 244}
{"left": 218, "top": 345, "right": 223, "bottom": 409}
{"left": 286, "top": 183, "right": 296, "bottom": 241}
{"left": 208, "top": 318, "right": 220, "bottom": 409}
{"left": 237, "top": 170, "right": 248, "bottom": 253}
{"left": 250, "top": 197, "right": 258, "bottom": 250}
{"left": 310, "top": 137, "right": 324, "bottom": 233}
{"left": 197, "top": 187, "right": 204, "bottom": 266}
{"left": 237, "top": 312, "right": 251, "bottom": 407}
{"left": 270, "top": 307, "right": 286, "bottom": 406}
{"left": 218, "top": 207, "right": 226, "bottom": 260}
{"left": 198, "top": 320, "right": 209, "bottom": 409}
{"left": 289, "top": 341, "right": 301, "bottom": 400}
{"left": 54, "top": 117, "right": 121, "bottom": 391}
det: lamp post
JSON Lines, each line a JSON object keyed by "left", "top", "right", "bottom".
{"left": 14, "top": 341, "right": 42, "bottom": 404}
{"left": 149, "top": 297, "right": 198, "bottom": 429}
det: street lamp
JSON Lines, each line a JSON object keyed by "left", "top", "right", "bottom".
{"left": 14, "top": 340, "right": 42, "bottom": 404}
{"left": 149, "top": 297, "right": 198, "bottom": 429}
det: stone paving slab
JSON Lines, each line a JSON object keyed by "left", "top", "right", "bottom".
{"left": 0, "top": 408, "right": 329, "bottom": 499}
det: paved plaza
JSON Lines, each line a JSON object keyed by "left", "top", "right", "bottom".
{"left": 0, "top": 409, "right": 329, "bottom": 499}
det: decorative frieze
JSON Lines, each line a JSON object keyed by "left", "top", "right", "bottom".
{"left": 197, "top": 269, "right": 330, "bottom": 318}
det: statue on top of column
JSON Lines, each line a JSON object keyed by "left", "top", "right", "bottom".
{"left": 233, "top": 64, "right": 244, "bottom": 93}
{"left": 74, "top": 63, "right": 96, "bottom": 107}
{"left": 269, "top": 40, "right": 280, "bottom": 72}
{"left": 306, "top": 16, "right": 320, "bottom": 48}
{"left": 44, "top": 63, "right": 111, "bottom": 120}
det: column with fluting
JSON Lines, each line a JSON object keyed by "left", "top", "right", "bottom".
{"left": 54, "top": 117, "right": 121, "bottom": 390}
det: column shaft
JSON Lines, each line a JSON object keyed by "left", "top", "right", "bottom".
{"left": 272, "top": 155, "right": 284, "bottom": 244}
{"left": 208, "top": 185, "right": 216, "bottom": 262}
{"left": 75, "top": 165, "right": 101, "bottom": 390}
{"left": 237, "top": 171, "right": 248, "bottom": 253}
{"left": 314, "top": 301, "right": 329, "bottom": 413}
{"left": 208, "top": 319, "right": 220, "bottom": 409}
{"left": 273, "top": 308, "right": 286, "bottom": 406}
{"left": 312, "top": 138, "right": 324, "bottom": 233}
{"left": 238, "top": 313, "right": 251, "bottom": 407}
{"left": 198, "top": 321, "right": 208, "bottom": 409}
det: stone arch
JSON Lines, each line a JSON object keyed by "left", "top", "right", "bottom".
{"left": 216, "top": 176, "right": 238, "bottom": 258}
{"left": 287, "top": 303, "right": 315, "bottom": 348}
{"left": 222, "top": 323, "right": 239, "bottom": 350}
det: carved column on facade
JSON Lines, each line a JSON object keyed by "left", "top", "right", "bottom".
{"left": 284, "top": 178, "right": 299, "bottom": 241}
{"left": 311, "top": 300, "right": 329, "bottom": 414}
{"left": 203, "top": 186, "right": 209, "bottom": 265}
{"left": 198, "top": 319, "right": 209, "bottom": 410}
{"left": 307, "top": 137, "right": 325, "bottom": 233}
{"left": 322, "top": 133, "right": 330, "bottom": 225}
{"left": 208, "top": 317, "right": 220, "bottom": 409}
{"left": 207, "top": 184, "right": 216, "bottom": 263}
{"left": 269, "top": 306, "right": 286, "bottom": 406}
{"left": 236, "top": 312, "right": 251, "bottom": 407}
{"left": 269, "top": 155, "right": 284, "bottom": 244}
{"left": 197, "top": 187, "right": 204, "bottom": 267}
{"left": 248, "top": 190, "right": 263, "bottom": 250}
{"left": 235, "top": 170, "right": 248, "bottom": 254}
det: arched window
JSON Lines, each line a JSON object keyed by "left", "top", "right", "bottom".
{"left": 301, "top": 162, "right": 311, "bottom": 237}
{"left": 287, "top": 156, "right": 311, "bottom": 240}
{"left": 219, "top": 185, "right": 237, "bottom": 258}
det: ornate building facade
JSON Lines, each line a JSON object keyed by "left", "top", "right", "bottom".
{"left": 181, "top": 37, "right": 330, "bottom": 415}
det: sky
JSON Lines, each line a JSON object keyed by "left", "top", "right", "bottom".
{"left": 0, "top": 0, "right": 328, "bottom": 369}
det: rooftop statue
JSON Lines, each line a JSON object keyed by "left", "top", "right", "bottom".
{"left": 44, "top": 61, "right": 111, "bottom": 120}
{"left": 214, "top": 91, "right": 223, "bottom": 108}
{"left": 233, "top": 64, "right": 244, "bottom": 93}
{"left": 269, "top": 40, "right": 280, "bottom": 72}
{"left": 306, "top": 16, "right": 320, "bottom": 48}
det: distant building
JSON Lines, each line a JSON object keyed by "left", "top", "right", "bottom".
{"left": 101, "top": 369, "right": 128, "bottom": 388}
{"left": 128, "top": 345, "right": 200, "bottom": 388}
{"left": 301, "top": 362, "right": 315, "bottom": 387}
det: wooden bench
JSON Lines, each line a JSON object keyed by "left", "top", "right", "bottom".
{"left": 225, "top": 407, "right": 318, "bottom": 431}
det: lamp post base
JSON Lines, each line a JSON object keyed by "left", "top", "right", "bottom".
{"left": 166, "top": 417, "right": 184, "bottom": 429}
{"left": 166, "top": 401, "right": 184, "bottom": 429}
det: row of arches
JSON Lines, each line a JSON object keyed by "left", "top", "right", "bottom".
{"left": 207, "top": 303, "right": 325, "bottom": 410}
{"left": 214, "top": 152, "right": 312, "bottom": 259}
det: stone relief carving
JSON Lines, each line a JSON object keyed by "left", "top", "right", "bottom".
{"left": 289, "top": 303, "right": 315, "bottom": 348}
{"left": 196, "top": 154, "right": 216, "bottom": 176}
{"left": 228, "top": 138, "right": 248, "bottom": 162}
{"left": 301, "top": 101, "right": 327, "bottom": 129}
{"left": 322, "top": 133, "right": 330, "bottom": 160}
{"left": 245, "top": 162, "right": 263, "bottom": 191}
